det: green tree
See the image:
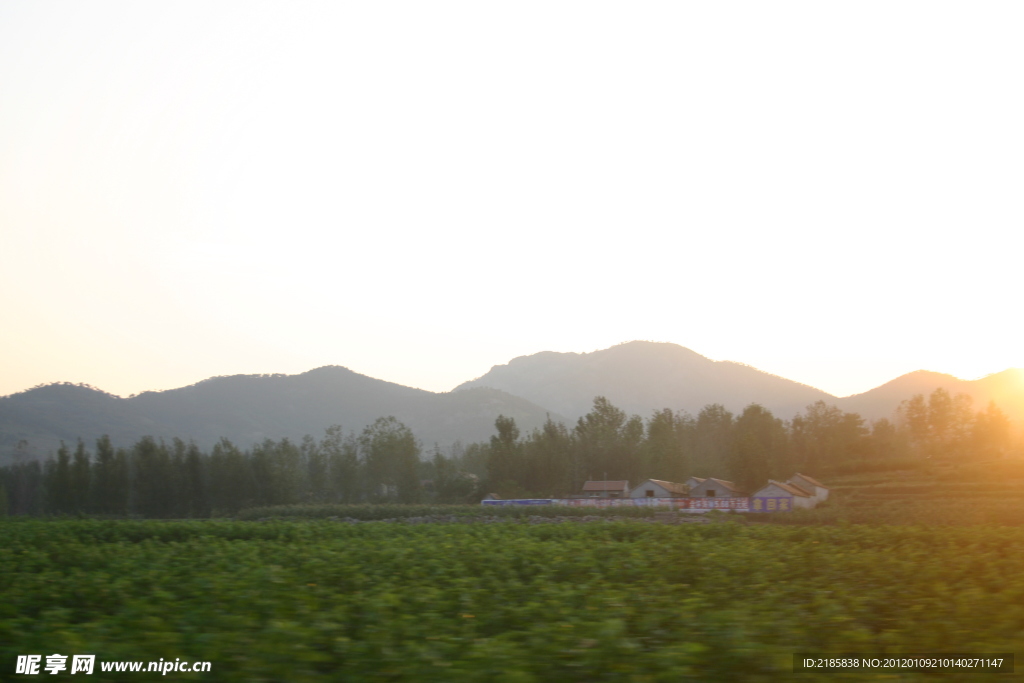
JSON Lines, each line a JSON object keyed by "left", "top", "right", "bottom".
{"left": 865, "top": 418, "right": 909, "bottom": 461}
{"left": 207, "top": 438, "right": 252, "bottom": 515}
{"left": 359, "top": 417, "right": 421, "bottom": 503}
{"left": 790, "top": 401, "right": 866, "bottom": 471}
{"left": 729, "top": 404, "right": 786, "bottom": 490}
{"left": 487, "top": 415, "right": 523, "bottom": 494}
{"left": 70, "top": 439, "right": 91, "bottom": 513}
{"left": 92, "top": 435, "right": 117, "bottom": 514}
{"left": 643, "top": 408, "right": 693, "bottom": 483}
{"left": 302, "top": 434, "right": 328, "bottom": 502}
{"left": 693, "top": 404, "right": 734, "bottom": 476}
{"left": 46, "top": 442, "right": 73, "bottom": 515}
{"left": 897, "top": 394, "right": 930, "bottom": 454}
{"left": 973, "top": 401, "right": 1012, "bottom": 459}
{"left": 322, "top": 425, "right": 360, "bottom": 503}
{"left": 573, "top": 397, "right": 642, "bottom": 484}
{"left": 521, "top": 416, "right": 572, "bottom": 497}
{"left": 132, "top": 437, "right": 174, "bottom": 518}
{"left": 183, "top": 441, "right": 208, "bottom": 517}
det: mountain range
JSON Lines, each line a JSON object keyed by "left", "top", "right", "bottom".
{"left": 2, "top": 341, "right": 1021, "bottom": 463}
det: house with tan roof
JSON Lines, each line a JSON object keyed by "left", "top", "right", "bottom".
{"left": 629, "top": 479, "right": 690, "bottom": 499}
{"left": 581, "top": 480, "right": 630, "bottom": 498}
{"left": 688, "top": 477, "right": 746, "bottom": 498}
{"left": 788, "top": 473, "right": 829, "bottom": 503}
{"left": 684, "top": 476, "right": 707, "bottom": 491}
{"left": 751, "top": 480, "right": 815, "bottom": 512}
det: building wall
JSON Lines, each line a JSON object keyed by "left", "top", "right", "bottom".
{"left": 629, "top": 480, "right": 677, "bottom": 498}
{"left": 690, "top": 480, "right": 742, "bottom": 498}
{"left": 789, "top": 475, "right": 829, "bottom": 502}
{"left": 751, "top": 483, "right": 814, "bottom": 510}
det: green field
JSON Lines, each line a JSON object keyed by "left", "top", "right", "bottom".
{"left": 3, "top": 511, "right": 1023, "bottom": 682}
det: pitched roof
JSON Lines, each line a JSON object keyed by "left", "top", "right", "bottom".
{"left": 790, "top": 473, "right": 828, "bottom": 489}
{"left": 640, "top": 479, "right": 690, "bottom": 495}
{"left": 704, "top": 477, "right": 744, "bottom": 494}
{"left": 582, "top": 480, "right": 630, "bottom": 492}
{"left": 686, "top": 476, "right": 707, "bottom": 484}
{"left": 760, "top": 480, "right": 811, "bottom": 497}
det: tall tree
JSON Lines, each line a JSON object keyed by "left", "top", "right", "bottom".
{"left": 359, "top": 417, "right": 421, "bottom": 503}
{"left": 729, "top": 404, "right": 786, "bottom": 490}
{"left": 207, "top": 438, "right": 251, "bottom": 514}
{"left": 46, "top": 442, "right": 73, "bottom": 515}
{"left": 790, "top": 401, "right": 866, "bottom": 471}
{"left": 70, "top": 439, "right": 91, "bottom": 513}
{"left": 322, "top": 425, "right": 360, "bottom": 503}
{"left": 521, "top": 416, "right": 572, "bottom": 497}
{"left": 487, "top": 415, "right": 522, "bottom": 492}
{"left": 302, "top": 434, "right": 328, "bottom": 503}
{"left": 132, "top": 437, "right": 173, "bottom": 518}
{"left": 644, "top": 408, "right": 693, "bottom": 483}
{"left": 896, "top": 394, "right": 930, "bottom": 454}
{"left": 973, "top": 401, "right": 1012, "bottom": 459}
{"left": 573, "top": 397, "right": 642, "bottom": 483}
{"left": 693, "top": 404, "right": 734, "bottom": 476}
{"left": 183, "top": 441, "right": 208, "bottom": 517}
{"left": 92, "top": 435, "right": 117, "bottom": 515}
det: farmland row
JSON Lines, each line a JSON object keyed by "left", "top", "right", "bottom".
{"left": 3, "top": 519, "right": 1023, "bottom": 681}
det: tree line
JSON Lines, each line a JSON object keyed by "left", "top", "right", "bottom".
{"left": 466, "top": 388, "right": 1018, "bottom": 498}
{"left": 0, "top": 416, "right": 474, "bottom": 518}
{"left": 0, "top": 389, "right": 1018, "bottom": 516}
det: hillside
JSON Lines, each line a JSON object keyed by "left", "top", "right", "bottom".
{"left": 454, "top": 341, "right": 837, "bottom": 420}
{"left": 4, "top": 344, "right": 1021, "bottom": 464}
{"left": 836, "top": 368, "right": 1024, "bottom": 421}
{"left": 0, "top": 367, "right": 561, "bottom": 463}
{"left": 457, "top": 342, "right": 1024, "bottom": 424}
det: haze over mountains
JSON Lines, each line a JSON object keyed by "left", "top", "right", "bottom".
{"left": 459, "top": 342, "right": 1024, "bottom": 422}
{"left": 2, "top": 341, "right": 1021, "bottom": 463}
{"left": 0, "top": 368, "right": 560, "bottom": 464}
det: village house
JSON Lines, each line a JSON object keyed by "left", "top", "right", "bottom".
{"left": 629, "top": 479, "right": 690, "bottom": 498}
{"left": 688, "top": 477, "right": 746, "bottom": 498}
{"left": 684, "top": 476, "right": 707, "bottom": 491}
{"left": 788, "top": 473, "right": 829, "bottom": 503}
{"left": 581, "top": 480, "right": 630, "bottom": 498}
{"left": 751, "top": 480, "right": 814, "bottom": 512}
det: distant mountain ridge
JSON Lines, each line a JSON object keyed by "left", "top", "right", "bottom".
{"left": 2, "top": 343, "right": 1021, "bottom": 463}
{"left": 457, "top": 341, "right": 1024, "bottom": 422}
{"left": 837, "top": 367, "right": 1024, "bottom": 420}
{"left": 455, "top": 341, "right": 836, "bottom": 420}
{"left": 0, "top": 366, "right": 563, "bottom": 463}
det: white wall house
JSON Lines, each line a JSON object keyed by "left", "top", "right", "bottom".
{"left": 751, "top": 480, "right": 815, "bottom": 511}
{"left": 684, "top": 476, "right": 707, "bottom": 491}
{"left": 629, "top": 479, "right": 690, "bottom": 499}
{"left": 788, "top": 473, "right": 829, "bottom": 503}
{"left": 688, "top": 477, "right": 746, "bottom": 498}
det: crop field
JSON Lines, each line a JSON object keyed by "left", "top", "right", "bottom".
{"left": 3, "top": 516, "right": 1023, "bottom": 682}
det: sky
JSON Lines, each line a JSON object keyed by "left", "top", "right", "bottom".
{"left": 1, "top": 1, "right": 1021, "bottom": 400}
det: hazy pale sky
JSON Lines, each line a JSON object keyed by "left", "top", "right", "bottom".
{"left": 1, "top": 1, "right": 1021, "bottom": 400}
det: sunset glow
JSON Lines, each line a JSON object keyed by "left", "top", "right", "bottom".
{"left": 1, "top": 1, "right": 1021, "bottom": 400}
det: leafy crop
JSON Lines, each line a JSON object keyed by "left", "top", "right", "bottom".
{"left": 2, "top": 519, "right": 1022, "bottom": 681}
{"left": 235, "top": 503, "right": 655, "bottom": 521}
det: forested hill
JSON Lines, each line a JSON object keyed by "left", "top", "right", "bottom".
{"left": 0, "top": 366, "right": 561, "bottom": 463}
{"left": 456, "top": 341, "right": 1024, "bottom": 423}
{"left": 455, "top": 341, "right": 837, "bottom": 421}
{"left": 837, "top": 368, "right": 1024, "bottom": 420}
{"left": 4, "top": 344, "right": 1022, "bottom": 464}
